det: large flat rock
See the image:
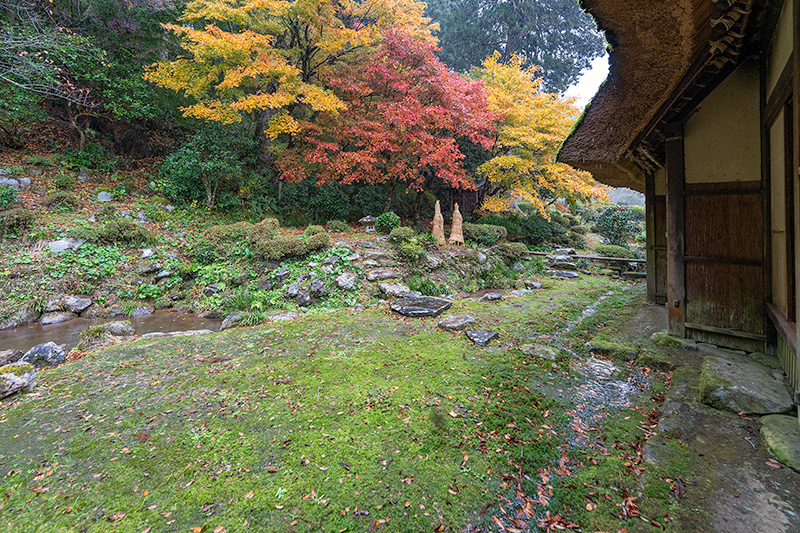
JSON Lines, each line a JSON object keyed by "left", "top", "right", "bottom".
{"left": 466, "top": 329, "right": 499, "bottom": 346}
{"left": 438, "top": 315, "right": 475, "bottom": 331}
{"left": 699, "top": 356, "right": 794, "bottom": 415}
{"left": 390, "top": 296, "right": 452, "bottom": 317}
{"left": 761, "top": 415, "right": 800, "bottom": 471}
{"left": 0, "top": 361, "right": 36, "bottom": 399}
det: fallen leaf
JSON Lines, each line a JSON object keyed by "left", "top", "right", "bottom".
{"left": 244, "top": 491, "right": 254, "bottom": 499}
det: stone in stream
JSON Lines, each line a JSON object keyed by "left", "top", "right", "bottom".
{"left": 0, "top": 362, "right": 37, "bottom": 399}
{"left": 104, "top": 321, "right": 135, "bottom": 336}
{"left": 133, "top": 306, "right": 154, "bottom": 318}
{"left": 760, "top": 415, "right": 800, "bottom": 471}
{"left": 438, "top": 315, "right": 475, "bottom": 331}
{"left": 64, "top": 296, "right": 92, "bottom": 314}
{"left": 390, "top": 296, "right": 452, "bottom": 317}
{"left": 699, "top": 356, "right": 794, "bottom": 415}
{"left": 0, "top": 350, "right": 23, "bottom": 366}
{"left": 40, "top": 312, "right": 78, "bottom": 325}
{"left": 0, "top": 308, "right": 41, "bottom": 330}
{"left": 221, "top": 312, "right": 245, "bottom": 331}
{"left": 21, "top": 342, "right": 66, "bottom": 368}
{"left": 466, "top": 329, "right": 499, "bottom": 346}
{"left": 367, "top": 269, "right": 400, "bottom": 281}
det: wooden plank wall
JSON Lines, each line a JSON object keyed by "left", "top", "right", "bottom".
{"left": 683, "top": 181, "right": 766, "bottom": 349}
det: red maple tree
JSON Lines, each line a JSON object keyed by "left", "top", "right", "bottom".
{"left": 277, "top": 30, "right": 498, "bottom": 213}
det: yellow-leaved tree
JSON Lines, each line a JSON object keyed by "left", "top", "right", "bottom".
{"left": 145, "top": 0, "right": 436, "bottom": 156}
{"left": 473, "top": 52, "right": 608, "bottom": 214}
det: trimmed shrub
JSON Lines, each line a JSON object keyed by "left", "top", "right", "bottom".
{"left": 396, "top": 241, "right": 425, "bottom": 263}
{"left": 388, "top": 226, "right": 415, "bottom": 245}
{"left": 463, "top": 223, "right": 507, "bottom": 245}
{"left": 43, "top": 191, "right": 80, "bottom": 210}
{"left": 0, "top": 185, "right": 17, "bottom": 210}
{"left": 206, "top": 222, "right": 258, "bottom": 245}
{"left": 595, "top": 244, "right": 638, "bottom": 259}
{"left": 480, "top": 213, "right": 565, "bottom": 245}
{"left": 251, "top": 232, "right": 330, "bottom": 261}
{"left": 495, "top": 242, "right": 529, "bottom": 264}
{"left": 596, "top": 205, "right": 639, "bottom": 246}
{"left": 304, "top": 225, "right": 326, "bottom": 237}
{"left": 305, "top": 231, "right": 331, "bottom": 252}
{"left": 326, "top": 220, "right": 351, "bottom": 233}
{"left": 375, "top": 211, "right": 400, "bottom": 234}
{"left": 75, "top": 219, "right": 152, "bottom": 245}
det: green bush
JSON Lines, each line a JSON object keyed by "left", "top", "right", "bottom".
{"left": 251, "top": 231, "right": 330, "bottom": 261}
{"left": 53, "top": 172, "right": 76, "bottom": 190}
{"left": 388, "top": 226, "right": 415, "bottom": 245}
{"left": 304, "top": 225, "right": 326, "bottom": 237}
{"left": 0, "top": 185, "right": 17, "bottom": 210}
{"left": 594, "top": 244, "right": 638, "bottom": 259}
{"left": 463, "top": 223, "right": 507, "bottom": 245}
{"left": 206, "top": 222, "right": 259, "bottom": 245}
{"left": 191, "top": 241, "right": 220, "bottom": 265}
{"left": 375, "top": 211, "right": 400, "bottom": 234}
{"left": 495, "top": 242, "right": 529, "bottom": 264}
{"left": 305, "top": 231, "right": 331, "bottom": 252}
{"left": 407, "top": 276, "right": 448, "bottom": 296}
{"left": 0, "top": 208, "right": 34, "bottom": 234}
{"left": 596, "top": 205, "right": 640, "bottom": 246}
{"left": 43, "top": 191, "right": 80, "bottom": 210}
{"left": 326, "top": 220, "right": 350, "bottom": 233}
{"left": 480, "top": 213, "right": 565, "bottom": 245}
{"left": 396, "top": 241, "right": 426, "bottom": 263}
{"left": 74, "top": 219, "right": 152, "bottom": 245}
{"left": 64, "top": 143, "right": 117, "bottom": 172}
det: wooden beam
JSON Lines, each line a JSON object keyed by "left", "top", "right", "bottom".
{"left": 794, "top": 0, "right": 800, "bottom": 356}
{"left": 767, "top": 303, "right": 798, "bottom": 355}
{"left": 646, "top": 172, "right": 657, "bottom": 303}
{"left": 684, "top": 322, "right": 767, "bottom": 342}
{"left": 665, "top": 123, "right": 686, "bottom": 338}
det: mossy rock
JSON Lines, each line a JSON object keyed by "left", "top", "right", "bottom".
{"left": 636, "top": 350, "right": 677, "bottom": 371}
{"left": 0, "top": 361, "right": 34, "bottom": 377}
{"left": 586, "top": 338, "right": 638, "bottom": 359}
{"left": 760, "top": 415, "right": 800, "bottom": 471}
{"left": 651, "top": 330, "right": 698, "bottom": 350}
{"left": 699, "top": 356, "right": 794, "bottom": 414}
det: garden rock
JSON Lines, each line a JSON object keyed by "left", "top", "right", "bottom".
{"left": 509, "top": 289, "right": 534, "bottom": 297}
{"left": 221, "top": 312, "right": 245, "bottom": 331}
{"left": 426, "top": 255, "right": 443, "bottom": 270}
{"left": 699, "top": 356, "right": 794, "bottom": 414}
{"left": 96, "top": 191, "right": 113, "bottom": 202}
{"left": 760, "top": 415, "right": 800, "bottom": 471}
{"left": 553, "top": 270, "right": 580, "bottom": 279}
{"left": 77, "top": 170, "right": 91, "bottom": 182}
{"left": 363, "top": 260, "right": 379, "bottom": 267}
{"left": 48, "top": 238, "right": 82, "bottom": 254}
{"left": 324, "top": 255, "right": 339, "bottom": 265}
{"left": 269, "top": 312, "right": 298, "bottom": 322}
{"left": 22, "top": 342, "right": 66, "bottom": 368}
{"left": 466, "top": 329, "right": 499, "bottom": 346}
{"left": 136, "top": 212, "right": 150, "bottom": 224}
{"left": 525, "top": 280, "right": 543, "bottom": 289}
{"left": 297, "top": 291, "right": 312, "bottom": 307}
{"left": 367, "top": 269, "right": 399, "bottom": 281}
{"left": 274, "top": 267, "right": 291, "bottom": 282}
{"left": 203, "top": 284, "right": 220, "bottom": 297}
{"left": 141, "top": 248, "right": 154, "bottom": 258}
{"left": 65, "top": 296, "right": 92, "bottom": 314}
{"left": 571, "top": 357, "right": 620, "bottom": 379}
{"left": 155, "top": 269, "right": 173, "bottom": 280}
{"left": 258, "top": 280, "right": 275, "bottom": 291}
{"left": 337, "top": 272, "right": 357, "bottom": 290}
{"left": 480, "top": 292, "right": 502, "bottom": 302}
{"left": 346, "top": 253, "right": 361, "bottom": 262}
{"left": 554, "top": 248, "right": 576, "bottom": 256}
{"left": 0, "top": 362, "right": 36, "bottom": 399}
{"left": 0, "top": 176, "right": 31, "bottom": 191}
{"left": 285, "top": 284, "right": 300, "bottom": 299}
{"left": 550, "top": 261, "right": 579, "bottom": 271}
{"left": 520, "top": 344, "right": 559, "bottom": 361}
{"left": 310, "top": 280, "right": 328, "bottom": 298}
{"left": 364, "top": 251, "right": 392, "bottom": 261}
{"left": 0, "top": 308, "right": 41, "bottom": 330}
{"left": 199, "top": 309, "right": 222, "bottom": 319}
{"left": 378, "top": 282, "right": 411, "bottom": 298}
{"left": 390, "top": 296, "right": 453, "bottom": 317}
{"left": 438, "top": 315, "right": 475, "bottom": 331}
{"left": 104, "top": 321, "right": 135, "bottom": 336}
{"left": 511, "top": 261, "right": 526, "bottom": 272}
{"left": 44, "top": 297, "right": 65, "bottom": 312}
{"left": 40, "top": 312, "right": 77, "bottom": 325}
{"left": 0, "top": 350, "right": 23, "bottom": 366}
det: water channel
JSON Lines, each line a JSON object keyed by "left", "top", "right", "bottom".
{"left": 0, "top": 310, "right": 222, "bottom": 353}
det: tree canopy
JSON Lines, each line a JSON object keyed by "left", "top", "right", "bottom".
{"left": 424, "top": 0, "right": 605, "bottom": 93}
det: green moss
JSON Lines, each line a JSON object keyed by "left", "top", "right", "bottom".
{"left": 586, "top": 337, "right": 638, "bottom": 359}
{"left": 0, "top": 362, "right": 34, "bottom": 377}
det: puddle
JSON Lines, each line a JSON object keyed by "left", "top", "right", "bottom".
{"left": 0, "top": 310, "right": 221, "bottom": 353}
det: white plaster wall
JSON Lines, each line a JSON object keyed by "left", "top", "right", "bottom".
{"left": 767, "top": 0, "right": 794, "bottom": 97}
{"left": 684, "top": 59, "right": 761, "bottom": 183}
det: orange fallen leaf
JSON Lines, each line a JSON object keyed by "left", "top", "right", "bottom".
{"left": 244, "top": 491, "right": 254, "bottom": 499}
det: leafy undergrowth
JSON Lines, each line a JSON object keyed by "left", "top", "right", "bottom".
{"left": 0, "top": 277, "right": 672, "bottom": 532}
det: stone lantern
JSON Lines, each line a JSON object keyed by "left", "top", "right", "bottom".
{"left": 359, "top": 215, "right": 377, "bottom": 234}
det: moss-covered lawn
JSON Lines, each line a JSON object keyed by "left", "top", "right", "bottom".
{"left": 0, "top": 277, "right": 672, "bottom": 532}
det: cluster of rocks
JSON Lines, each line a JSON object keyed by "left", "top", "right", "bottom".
{"left": 0, "top": 342, "right": 67, "bottom": 399}
{"left": 0, "top": 169, "right": 31, "bottom": 192}
{"left": 546, "top": 248, "right": 581, "bottom": 279}
{"left": 1, "top": 295, "right": 97, "bottom": 330}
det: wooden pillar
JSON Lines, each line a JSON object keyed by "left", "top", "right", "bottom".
{"left": 664, "top": 123, "right": 686, "bottom": 338}
{"left": 793, "top": 0, "right": 800, "bottom": 357}
{"left": 645, "top": 171, "right": 657, "bottom": 303}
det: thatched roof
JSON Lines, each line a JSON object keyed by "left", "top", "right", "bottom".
{"left": 559, "top": 0, "right": 753, "bottom": 192}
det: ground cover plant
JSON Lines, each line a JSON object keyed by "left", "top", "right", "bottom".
{"left": 0, "top": 278, "right": 676, "bottom": 532}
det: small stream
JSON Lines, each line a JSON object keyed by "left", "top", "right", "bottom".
{"left": 0, "top": 310, "right": 222, "bottom": 353}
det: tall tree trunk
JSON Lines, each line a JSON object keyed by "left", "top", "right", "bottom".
{"left": 383, "top": 180, "right": 397, "bottom": 213}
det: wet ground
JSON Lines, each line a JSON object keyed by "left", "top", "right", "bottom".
{"left": 0, "top": 309, "right": 221, "bottom": 352}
